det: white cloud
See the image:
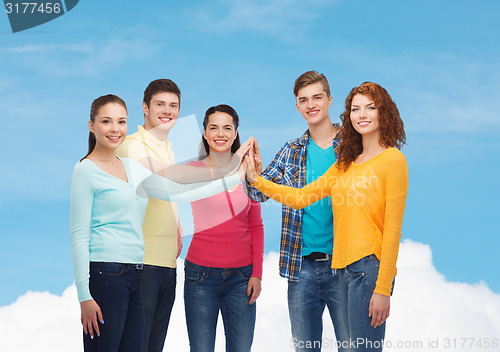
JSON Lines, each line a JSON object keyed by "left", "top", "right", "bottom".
{"left": 1, "top": 240, "right": 499, "bottom": 352}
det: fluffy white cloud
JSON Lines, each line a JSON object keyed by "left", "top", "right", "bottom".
{"left": 1, "top": 240, "right": 499, "bottom": 352}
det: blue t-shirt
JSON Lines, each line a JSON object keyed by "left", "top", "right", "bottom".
{"left": 301, "top": 138, "right": 335, "bottom": 256}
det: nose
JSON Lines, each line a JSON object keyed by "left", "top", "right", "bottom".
{"left": 358, "top": 108, "right": 368, "bottom": 119}
{"left": 307, "top": 98, "right": 316, "bottom": 109}
{"left": 110, "top": 121, "right": 120, "bottom": 132}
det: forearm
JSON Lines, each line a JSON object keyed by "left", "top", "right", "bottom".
{"left": 251, "top": 175, "right": 329, "bottom": 209}
{"left": 248, "top": 201, "right": 264, "bottom": 279}
{"left": 142, "top": 172, "right": 241, "bottom": 202}
{"left": 142, "top": 155, "right": 240, "bottom": 184}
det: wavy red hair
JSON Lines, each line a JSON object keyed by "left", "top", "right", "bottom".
{"left": 336, "top": 82, "right": 406, "bottom": 171}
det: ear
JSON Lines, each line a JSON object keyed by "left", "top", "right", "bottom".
{"left": 203, "top": 128, "right": 207, "bottom": 141}
{"left": 295, "top": 101, "right": 300, "bottom": 112}
{"left": 233, "top": 129, "right": 238, "bottom": 143}
{"left": 328, "top": 95, "right": 333, "bottom": 107}
{"left": 142, "top": 102, "right": 149, "bottom": 118}
{"left": 88, "top": 120, "right": 94, "bottom": 133}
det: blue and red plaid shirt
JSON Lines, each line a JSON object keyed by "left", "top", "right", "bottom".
{"left": 247, "top": 125, "right": 340, "bottom": 281}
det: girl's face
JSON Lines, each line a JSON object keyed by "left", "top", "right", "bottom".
{"left": 350, "top": 94, "right": 380, "bottom": 137}
{"left": 89, "top": 103, "right": 128, "bottom": 150}
{"left": 203, "top": 111, "right": 237, "bottom": 153}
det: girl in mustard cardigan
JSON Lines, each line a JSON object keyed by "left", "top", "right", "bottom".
{"left": 246, "top": 82, "right": 408, "bottom": 352}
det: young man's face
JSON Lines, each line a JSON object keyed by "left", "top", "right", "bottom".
{"left": 295, "top": 82, "right": 332, "bottom": 127}
{"left": 143, "top": 91, "right": 180, "bottom": 132}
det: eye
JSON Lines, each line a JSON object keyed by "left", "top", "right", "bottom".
{"left": 315, "top": 96, "right": 322, "bottom": 100}
{"left": 119, "top": 121, "right": 126, "bottom": 124}
{"left": 368, "top": 106, "right": 376, "bottom": 110}
{"left": 351, "top": 108, "right": 359, "bottom": 112}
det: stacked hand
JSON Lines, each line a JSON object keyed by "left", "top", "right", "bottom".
{"left": 241, "top": 137, "right": 262, "bottom": 183}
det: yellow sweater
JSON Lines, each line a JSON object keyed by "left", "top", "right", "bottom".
{"left": 253, "top": 147, "right": 408, "bottom": 296}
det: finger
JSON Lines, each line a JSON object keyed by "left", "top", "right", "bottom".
{"left": 86, "top": 319, "right": 94, "bottom": 339}
{"left": 251, "top": 287, "right": 261, "bottom": 304}
{"left": 249, "top": 290, "right": 257, "bottom": 305}
{"left": 93, "top": 318, "right": 101, "bottom": 338}
{"left": 245, "top": 155, "right": 255, "bottom": 171}
{"left": 97, "top": 309, "right": 104, "bottom": 326}
{"left": 371, "top": 311, "right": 379, "bottom": 327}
{"left": 82, "top": 318, "right": 88, "bottom": 336}
{"left": 247, "top": 282, "right": 252, "bottom": 296}
{"left": 253, "top": 139, "right": 261, "bottom": 155}
{"left": 368, "top": 297, "right": 373, "bottom": 318}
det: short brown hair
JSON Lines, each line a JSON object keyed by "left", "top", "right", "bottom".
{"left": 143, "top": 79, "right": 181, "bottom": 107}
{"left": 293, "top": 71, "right": 331, "bottom": 97}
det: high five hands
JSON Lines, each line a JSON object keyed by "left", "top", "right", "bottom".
{"left": 241, "top": 137, "right": 262, "bottom": 184}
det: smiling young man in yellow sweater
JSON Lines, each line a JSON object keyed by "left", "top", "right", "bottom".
{"left": 117, "top": 79, "right": 182, "bottom": 352}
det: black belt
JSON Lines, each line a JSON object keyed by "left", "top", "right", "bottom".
{"left": 303, "top": 252, "right": 331, "bottom": 261}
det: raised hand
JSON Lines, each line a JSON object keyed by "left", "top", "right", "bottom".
{"left": 245, "top": 141, "right": 258, "bottom": 184}
{"left": 252, "top": 138, "right": 263, "bottom": 175}
{"left": 234, "top": 138, "right": 253, "bottom": 161}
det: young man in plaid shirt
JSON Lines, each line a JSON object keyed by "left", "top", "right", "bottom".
{"left": 248, "top": 71, "right": 349, "bottom": 352}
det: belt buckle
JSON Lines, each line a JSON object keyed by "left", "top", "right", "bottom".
{"left": 136, "top": 263, "right": 144, "bottom": 270}
{"left": 316, "top": 254, "right": 331, "bottom": 262}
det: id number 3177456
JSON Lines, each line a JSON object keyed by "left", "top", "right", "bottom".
{"left": 5, "top": 2, "right": 62, "bottom": 14}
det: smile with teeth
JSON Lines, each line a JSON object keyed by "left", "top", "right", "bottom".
{"left": 358, "top": 121, "right": 371, "bottom": 127}
{"left": 307, "top": 110, "right": 319, "bottom": 116}
{"left": 107, "top": 136, "right": 121, "bottom": 141}
{"left": 214, "top": 139, "right": 227, "bottom": 145}
{"left": 159, "top": 116, "right": 172, "bottom": 122}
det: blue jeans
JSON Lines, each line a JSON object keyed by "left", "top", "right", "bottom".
{"left": 84, "top": 262, "right": 145, "bottom": 352}
{"left": 184, "top": 260, "right": 256, "bottom": 352}
{"left": 288, "top": 257, "right": 350, "bottom": 352}
{"left": 141, "top": 264, "right": 176, "bottom": 352}
{"left": 336, "top": 255, "right": 392, "bottom": 352}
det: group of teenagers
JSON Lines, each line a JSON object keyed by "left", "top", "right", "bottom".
{"left": 70, "top": 70, "right": 408, "bottom": 352}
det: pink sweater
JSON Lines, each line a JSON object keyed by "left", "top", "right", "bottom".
{"left": 186, "top": 160, "right": 264, "bottom": 279}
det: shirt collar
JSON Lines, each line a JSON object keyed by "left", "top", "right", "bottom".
{"left": 298, "top": 122, "right": 341, "bottom": 147}
{"left": 136, "top": 125, "right": 173, "bottom": 149}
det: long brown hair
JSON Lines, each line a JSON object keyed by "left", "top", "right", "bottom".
{"left": 80, "top": 94, "right": 127, "bottom": 161}
{"left": 336, "top": 82, "right": 406, "bottom": 171}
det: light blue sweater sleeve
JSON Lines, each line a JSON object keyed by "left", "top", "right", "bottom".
{"left": 70, "top": 162, "right": 94, "bottom": 302}
{"left": 140, "top": 171, "right": 241, "bottom": 202}
{"left": 125, "top": 158, "right": 241, "bottom": 202}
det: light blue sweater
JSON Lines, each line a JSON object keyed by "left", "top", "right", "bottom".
{"left": 70, "top": 157, "right": 240, "bottom": 302}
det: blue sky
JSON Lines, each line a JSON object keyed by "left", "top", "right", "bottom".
{"left": 1, "top": 0, "right": 499, "bottom": 306}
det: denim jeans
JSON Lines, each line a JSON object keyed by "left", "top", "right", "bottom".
{"left": 83, "top": 262, "right": 145, "bottom": 352}
{"left": 141, "top": 265, "right": 176, "bottom": 352}
{"left": 288, "top": 257, "right": 350, "bottom": 352}
{"left": 336, "top": 254, "right": 392, "bottom": 352}
{"left": 184, "top": 260, "right": 256, "bottom": 352}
